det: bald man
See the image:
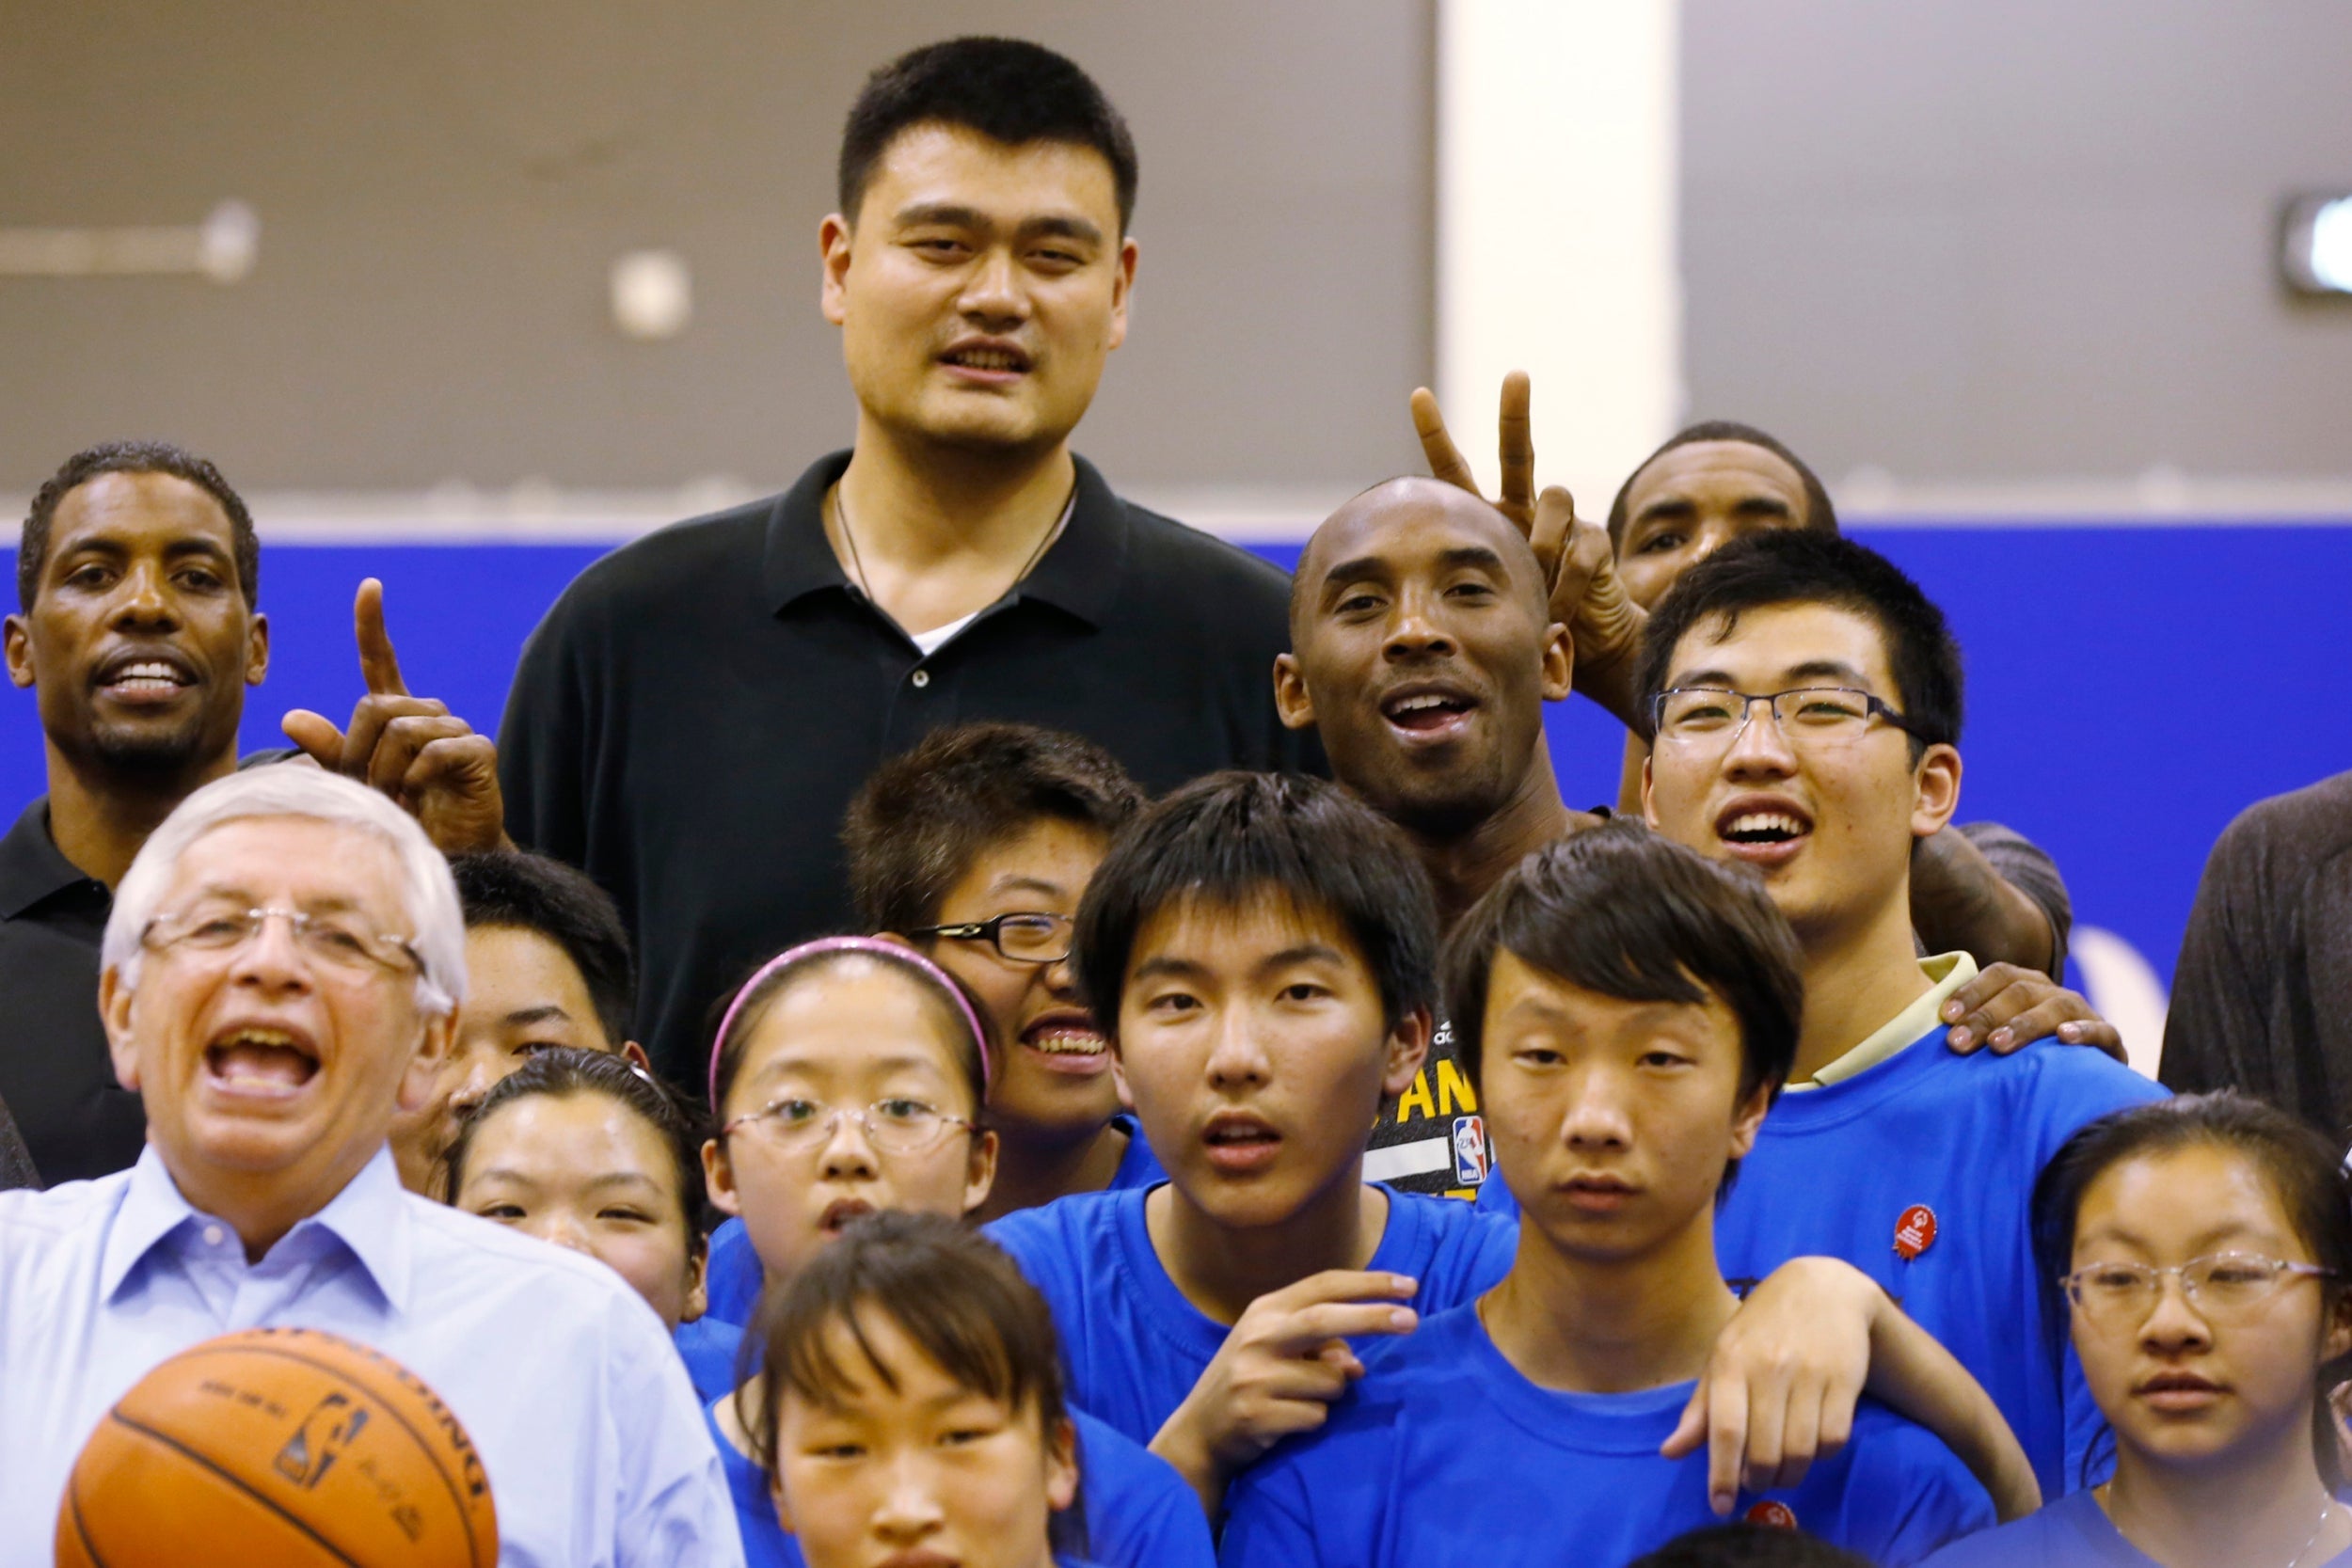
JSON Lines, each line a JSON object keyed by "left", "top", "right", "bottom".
{"left": 1274, "top": 477, "right": 1602, "bottom": 1195}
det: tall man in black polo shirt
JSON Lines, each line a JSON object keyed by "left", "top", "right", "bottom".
{"left": 3, "top": 441, "right": 503, "bottom": 1184}
{"left": 499, "top": 39, "right": 1315, "bottom": 1082}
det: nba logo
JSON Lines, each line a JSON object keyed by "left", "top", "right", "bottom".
{"left": 1451, "top": 1116, "right": 1489, "bottom": 1185}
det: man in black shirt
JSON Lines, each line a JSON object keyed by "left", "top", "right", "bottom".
{"left": 0, "top": 1096, "right": 35, "bottom": 1190}
{"left": 2, "top": 442, "right": 501, "bottom": 1184}
{"left": 499, "top": 39, "right": 1315, "bottom": 1082}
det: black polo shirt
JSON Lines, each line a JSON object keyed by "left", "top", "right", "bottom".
{"left": 500, "top": 450, "right": 1323, "bottom": 1084}
{"left": 0, "top": 798, "right": 143, "bottom": 1184}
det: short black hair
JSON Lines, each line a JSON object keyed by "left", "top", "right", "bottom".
{"left": 748, "top": 1211, "right": 1088, "bottom": 1557}
{"left": 1635, "top": 530, "right": 1963, "bottom": 757}
{"left": 449, "top": 850, "right": 637, "bottom": 1051}
{"left": 1629, "top": 1523, "right": 1872, "bottom": 1568}
{"left": 442, "top": 1046, "right": 713, "bottom": 1254}
{"left": 20, "top": 439, "right": 261, "bottom": 612}
{"left": 838, "top": 37, "right": 1139, "bottom": 232}
{"left": 1443, "top": 822, "right": 1803, "bottom": 1109}
{"left": 1074, "top": 771, "right": 1438, "bottom": 1038}
{"left": 2031, "top": 1091, "right": 2352, "bottom": 1490}
{"left": 846, "top": 722, "right": 1146, "bottom": 935}
{"left": 1606, "top": 420, "right": 1839, "bottom": 553}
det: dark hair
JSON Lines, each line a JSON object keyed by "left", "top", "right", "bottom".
{"left": 1605, "top": 420, "right": 1839, "bottom": 554}
{"left": 847, "top": 722, "right": 1146, "bottom": 935}
{"left": 1629, "top": 1523, "right": 1872, "bottom": 1568}
{"left": 838, "top": 37, "right": 1138, "bottom": 232}
{"left": 20, "top": 439, "right": 261, "bottom": 612}
{"left": 450, "top": 850, "right": 636, "bottom": 1051}
{"left": 1442, "top": 822, "right": 1803, "bottom": 1110}
{"left": 442, "top": 1046, "right": 713, "bottom": 1254}
{"left": 748, "top": 1211, "right": 1085, "bottom": 1556}
{"left": 707, "top": 941, "right": 990, "bottom": 1119}
{"left": 1074, "top": 772, "right": 1438, "bottom": 1037}
{"left": 1635, "top": 530, "right": 1963, "bottom": 758}
{"left": 2031, "top": 1091, "right": 2352, "bottom": 1488}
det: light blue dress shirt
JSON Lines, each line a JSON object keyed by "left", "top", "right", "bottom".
{"left": 0, "top": 1144, "right": 744, "bottom": 1568}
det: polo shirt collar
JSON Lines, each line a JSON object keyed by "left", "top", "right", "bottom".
{"left": 761, "top": 449, "right": 1129, "bottom": 630}
{"left": 0, "top": 797, "right": 93, "bottom": 921}
{"left": 101, "top": 1143, "right": 414, "bottom": 1308}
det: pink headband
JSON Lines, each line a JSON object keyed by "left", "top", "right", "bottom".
{"left": 707, "top": 935, "right": 993, "bottom": 1112}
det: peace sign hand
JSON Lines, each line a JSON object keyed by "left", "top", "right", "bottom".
{"left": 281, "top": 578, "right": 511, "bottom": 855}
{"left": 1412, "top": 374, "right": 1648, "bottom": 725}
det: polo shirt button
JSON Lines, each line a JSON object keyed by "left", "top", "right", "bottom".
{"left": 203, "top": 1225, "right": 225, "bottom": 1247}
{"left": 910, "top": 669, "right": 930, "bottom": 689}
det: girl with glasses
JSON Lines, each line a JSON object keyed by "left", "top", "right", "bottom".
{"left": 698, "top": 936, "right": 1210, "bottom": 1568}
{"left": 1923, "top": 1091, "right": 2352, "bottom": 1567}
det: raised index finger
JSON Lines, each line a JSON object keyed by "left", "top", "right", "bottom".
{"left": 1410, "top": 387, "right": 1483, "bottom": 499}
{"left": 354, "top": 578, "right": 409, "bottom": 697}
{"left": 1496, "top": 370, "right": 1534, "bottom": 527}
{"left": 1264, "top": 1269, "right": 1420, "bottom": 1312}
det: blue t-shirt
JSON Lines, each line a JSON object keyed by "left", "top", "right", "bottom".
{"left": 708, "top": 1387, "right": 1212, "bottom": 1568}
{"left": 1919, "top": 1488, "right": 2352, "bottom": 1567}
{"left": 1220, "top": 1303, "right": 1994, "bottom": 1568}
{"left": 703, "top": 1119, "right": 1168, "bottom": 1330}
{"left": 986, "top": 1183, "right": 1518, "bottom": 1446}
{"left": 1472, "top": 1028, "right": 2163, "bottom": 1494}
{"left": 677, "top": 1313, "right": 749, "bottom": 1403}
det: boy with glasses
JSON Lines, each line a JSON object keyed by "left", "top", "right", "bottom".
{"left": 1634, "top": 530, "right": 2165, "bottom": 1496}
{"left": 700, "top": 721, "right": 1161, "bottom": 1325}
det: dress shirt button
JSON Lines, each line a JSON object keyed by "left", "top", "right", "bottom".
{"left": 202, "top": 1225, "right": 225, "bottom": 1247}
{"left": 910, "top": 669, "right": 930, "bottom": 689}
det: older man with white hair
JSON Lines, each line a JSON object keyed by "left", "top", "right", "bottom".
{"left": 0, "top": 767, "right": 741, "bottom": 1567}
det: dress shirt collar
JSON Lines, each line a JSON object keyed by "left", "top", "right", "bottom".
{"left": 762, "top": 448, "right": 1129, "bottom": 630}
{"left": 0, "top": 798, "right": 98, "bottom": 921}
{"left": 100, "top": 1142, "right": 413, "bottom": 1309}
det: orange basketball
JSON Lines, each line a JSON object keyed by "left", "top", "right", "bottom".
{"left": 55, "top": 1325, "right": 498, "bottom": 1568}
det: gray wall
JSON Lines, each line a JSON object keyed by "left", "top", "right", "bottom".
{"left": 0, "top": 1, "right": 1434, "bottom": 495}
{"left": 1681, "top": 0, "right": 2352, "bottom": 486}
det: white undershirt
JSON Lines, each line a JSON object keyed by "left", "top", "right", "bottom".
{"left": 909, "top": 610, "right": 980, "bottom": 657}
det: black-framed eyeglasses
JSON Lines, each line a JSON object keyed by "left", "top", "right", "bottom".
{"left": 2058, "top": 1251, "right": 2340, "bottom": 1330}
{"left": 907, "top": 911, "right": 1073, "bottom": 964}
{"left": 1647, "top": 687, "right": 1922, "bottom": 751}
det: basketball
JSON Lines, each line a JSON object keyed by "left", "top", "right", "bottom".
{"left": 55, "top": 1325, "right": 498, "bottom": 1568}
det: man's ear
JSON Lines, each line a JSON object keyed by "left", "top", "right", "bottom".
{"left": 818, "top": 214, "right": 854, "bottom": 325}
{"left": 245, "top": 611, "right": 270, "bottom": 686}
{"left": 1044, "top": 1413, "right": 1081, "bottom": 1513}
{"left": 1539, "top": 621, "right": 1572, "bottom": 703}
{"left": 621, "top": 1039, "right": 652, "bottom": 1071}
{"left": 703, "top": 1135, "right": 742, "bottom": 1219}
{"left": 1727, "top": 1077, "right": 1774, "bottom": 1161}
{"left": 681, "top": 1243, "right": 710, "bottom": 1327}
{"left": 1640, "top": 752, "right": 1659, "bottom": 828}
{"left": 2325, "top": 1291, "right": 2352, "bottom": 1365}
{"left": 396, "top": 1007, "right": 457, "bottom": 1115}
{"left": 961, "top": 1128, "right": 1000, "bottom": 1217}
{"left": 101, "top": 967, "right": 142, "bottom": 1092}
{"left": 1272, "top": 652, "right": 1318, "bottom": 733}
{"left": 1104, "top": 236, "right": 1138, "bottom": 353}
{"left": 1381, "top": 1007, "right": 1434, "bottom": 1100}
{"left": 1911, "top": 743, "right": 1963, "bottom": 840}
{"left": 4, "top": 614, "right": 33, "bottom": 690}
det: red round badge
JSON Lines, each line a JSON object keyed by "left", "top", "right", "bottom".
{"left": 1745, "top": 1500, "right": 1799, "bottom": 1530}
{"left": 1894, "top": 1204, "right": 1938, "bottom": 1260}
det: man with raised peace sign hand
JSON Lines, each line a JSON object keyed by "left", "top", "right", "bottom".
{"left": 1413, "top": 376, "right": 2096, "bottom": 1016}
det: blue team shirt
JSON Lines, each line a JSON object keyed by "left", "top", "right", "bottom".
{"left": 1220, "top": 1304, "right": 1994, "bottom": 1568}
{"left": 1919, "top": 1488, "right": 2352, "bottom": 1566}
{"left": 985, "top": 1183, "right": 1518, "bottom": 1446}
{"left": 678, "top": 1313, "right": 750, "bottom": 1402}
{"left": 703, "top": 1119, "right": 1168, "bottom": 1329}
{"left": 707, "top": 1381, "right": 1212, "bottom": 1568}
{"left": 1472, "top": 1028, "right": 2163, "bottom": 1495}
